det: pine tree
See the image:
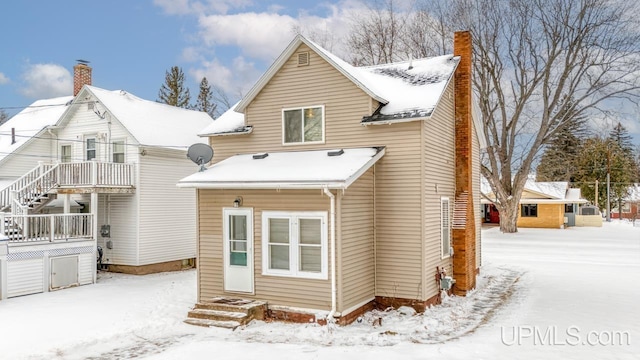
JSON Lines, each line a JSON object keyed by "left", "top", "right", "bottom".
{"left": 158, "top": 66, "right": 191, "bottom": 108}
{"left": 536, "top": 98, "right": 587, "bottom": 182}
{"left": 194, "top": 77, "right": 216, "bottom": 119}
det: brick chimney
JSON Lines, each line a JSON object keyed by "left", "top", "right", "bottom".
{"left": 452, "top": 30, "right": 477, "bottom": 295}
{"left": 73, "top": 61, "right": 92, "bottom": 96}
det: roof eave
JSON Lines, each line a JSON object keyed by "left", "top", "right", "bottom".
{"left": 361, "top": 115, "right": 432, "bottom": 126}
{"left": 236, "top": 35, "right": 388, "bottom": 113}
{"left": 177, "top": 181, "right": 348, "bottom": 190}
{"left": 198, "top": 126, "right": 254, "bottom": 137}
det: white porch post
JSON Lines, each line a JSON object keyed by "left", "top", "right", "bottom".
{"left": 91, "top": 192, "right": 98, "bottom": 284}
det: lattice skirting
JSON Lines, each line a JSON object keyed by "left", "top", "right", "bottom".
{"left": 7, "top": 246, "right": 94, "bottom": 261}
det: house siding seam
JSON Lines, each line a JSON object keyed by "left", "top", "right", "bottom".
{"left": 422, "top": 80, "right": 456, "bottom": 300}
{"left": 207, "top": 43, "right": 424, "bottom": 300}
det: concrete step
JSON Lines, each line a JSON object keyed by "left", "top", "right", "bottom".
{"left": 184, "top": 318, "right": 241, "bottom": 329}
{"left": 187, "top": 308, "right": 249, "bottom": 324}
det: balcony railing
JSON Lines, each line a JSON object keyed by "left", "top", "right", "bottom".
{"left": 0, "top": 213, "right": 93, "bottom": 243}
{"left": 57, "top": 161, "right": 135, "bottom": 187}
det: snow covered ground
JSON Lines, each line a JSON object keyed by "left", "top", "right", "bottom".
{"left": 1, "top": 221, "right": 638, "bottom": 360}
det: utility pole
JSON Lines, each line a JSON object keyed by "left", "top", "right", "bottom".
{"left": 595, "top": 180, "right": 599, "bottom": 207}
{"left": 606, "top": 172, "right": 611, "bottom": 222}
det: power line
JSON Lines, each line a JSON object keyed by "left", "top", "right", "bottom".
{"left": 0, "top": 132, "right": 192, "bottom": 150}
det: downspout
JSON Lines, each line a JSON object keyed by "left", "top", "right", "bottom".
{"left": 323, "top": 186, "right": 337, "bottom": 322}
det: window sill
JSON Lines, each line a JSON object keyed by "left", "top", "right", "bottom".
{"left": 262, "top": 271, "right": 328, "bottom": 281}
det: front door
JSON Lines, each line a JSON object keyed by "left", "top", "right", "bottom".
{"left": 223, "top": 208, "right": 254, "bottom": 293}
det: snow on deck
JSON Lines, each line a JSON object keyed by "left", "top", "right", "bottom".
{"left": 178, "top": 147, "right": 384, "bottom": 189}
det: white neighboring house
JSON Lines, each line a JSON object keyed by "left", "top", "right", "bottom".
{"left": 0, "top": 69, "right": 213, "bottom": 299}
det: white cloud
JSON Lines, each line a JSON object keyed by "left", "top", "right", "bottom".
{"left": 189, "top": 55, "right": 261, "bottom": 98}
{"left": 198, "top": 12, "right": 299, "bottom": 61}
{"left": 0, "top": 72, "right": 9, "bottom": 84}
{"left": 19, "top": 63, "right": 72, "bottom": 99}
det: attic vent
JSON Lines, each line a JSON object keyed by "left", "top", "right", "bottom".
{"left": 253, "top": 153, "right": 269, "bottom": 160}
{"left": 297, "top": 52, "right": 310, "bottom": 66}
{"left": 327, "top": 149, "right": 344, "bottom": 157}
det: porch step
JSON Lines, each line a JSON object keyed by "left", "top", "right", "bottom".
{"left": 183, "top": 318, "right": 242, "bottom": 329}
{"left": 185, "top": 297, "right": 267, "bottom": 329}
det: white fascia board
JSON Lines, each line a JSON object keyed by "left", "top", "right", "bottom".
{"left": 177, "top": 181, "right": 347, "bottom": 190}
{"left": 343, "top": 147, "right": 385, "bottom": 188}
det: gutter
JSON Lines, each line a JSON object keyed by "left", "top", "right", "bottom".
{"left": 323, "top": 186, "right": 337, "bottom": 323}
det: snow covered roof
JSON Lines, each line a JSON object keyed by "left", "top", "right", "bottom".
{"left": 197, "top": 102, "right": 252, "bottom": 137}
{"left": 481, "top": 177, "right": 587, "bottom": 204}
{"left": 178, "top": 147, "right": 385, "bottom": 190}
{"left": 0, "top": 96, "right": 73, "bottom": 164}
{"left": 235, "top": 35, "right": 458, "bottom": 125}
{"left": 77, "top": 86, "right": 214, "bottom": 149}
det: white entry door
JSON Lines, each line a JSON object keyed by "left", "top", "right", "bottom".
{"left": 223, "top": 208, "right": 254, "bottom": 293}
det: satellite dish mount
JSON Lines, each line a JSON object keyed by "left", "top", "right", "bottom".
{"left": 187, "top": 143, "right": 214, "bottom": 172}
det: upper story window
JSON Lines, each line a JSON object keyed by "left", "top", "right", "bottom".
{"left": 282, "top": 105, "right": 324, "bottom": 145}
{"left": 85, "top": 138, "right": 96, "bottom": 161}
{"left": 112, "top": 140, "right": 125, "bottom": 163}
{"left": 60, "top": 145, "right": 72, "bottom": 163}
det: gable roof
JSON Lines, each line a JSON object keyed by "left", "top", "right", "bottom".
{"left": 178, "top": 147, "right": 385, "bottom": 190}
{"left": 235, "top": 35, "right": 458, "bottom": 123}
{"left": 71, "top": 86, "right": 214, "bottom": 149}
{"left": 0, "top": 96, "right": 73, "bottom": 165}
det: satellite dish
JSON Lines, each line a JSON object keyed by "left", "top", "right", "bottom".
{"left": 187, "top": 143, "right": 214, "bottom": 172}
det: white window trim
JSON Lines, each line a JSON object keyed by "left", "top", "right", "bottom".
{"left": 281, "top": 105, "right": 325, "bottom": 146}
{"left": 59, "top": 143, "right": 73, "bottom": 163}
{"left": 112, "top": 138, "right": 126, "bottom": 163}
{"left": 261, "top": 210, "right": 328, "bottom": 280}
{"left": 441, "top": 197, "right": 451, "bottom": 259}
{"left": 84, "top": 135, "right": 98, "bottom": 161}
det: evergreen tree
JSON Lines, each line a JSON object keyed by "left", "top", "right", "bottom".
{"left": 536, "top": 98, "right": 587, "bottom": 182}
{"left": 158, "top": 66, "right": 191, "bottom": 108}
{"left": 194, "top": 77, "right": 216, "bottom": 119}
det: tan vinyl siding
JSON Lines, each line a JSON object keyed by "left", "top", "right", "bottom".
{"left": 208, "top": 43, "right": 423, "bottom": 300}
{"left": 198, "top": 189, "right": 333, "bottom": 310}
{"left": 339, "top": 168, "right": 375, "bottom": 311}
{"left": 138, "top": 152, "right": 197, "bottom": 265}
{"left": 422, "top": 80, "right": 456, "bottom": 300}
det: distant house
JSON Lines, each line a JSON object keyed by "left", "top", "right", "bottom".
{"left": 0, "top": 62, "right": 213, "bottom": 300}
{"left": 482, "top": 179, "right": 588, "bottom": 228}
{"left": 178, "top": 32, "right": 486, "bottom": 326}
{"left": 611, "top": 184, "right": 640, "bottom": 220}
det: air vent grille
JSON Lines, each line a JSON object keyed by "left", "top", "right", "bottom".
{"left": 297, "top": 52, "right": 310, "bottom": 66}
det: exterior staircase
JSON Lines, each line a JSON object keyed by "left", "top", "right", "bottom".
{"left": 185, "top": 297, "right": 267, "bottom": 329}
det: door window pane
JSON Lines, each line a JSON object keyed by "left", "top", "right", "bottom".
{"left": 229, "top": 215, "right": 247, "bottom": 266}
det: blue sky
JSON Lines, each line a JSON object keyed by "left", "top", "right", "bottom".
{"left": 1, "top": 0, "right": 638, "bottom": 143}
{"left": 0, "top": 0, "right": 366, "bottom": 117}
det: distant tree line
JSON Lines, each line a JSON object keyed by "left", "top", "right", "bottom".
{"left": 536, "top": 117, "right": 640, "bottom": 215}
